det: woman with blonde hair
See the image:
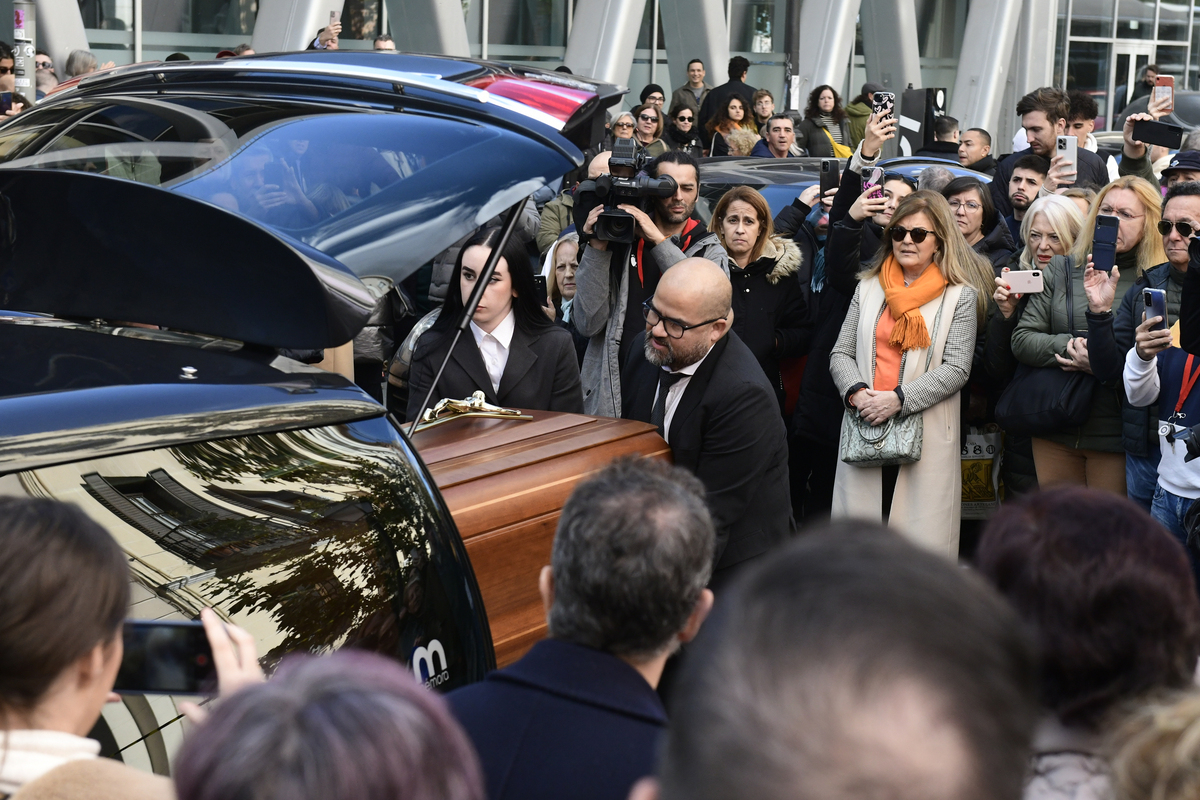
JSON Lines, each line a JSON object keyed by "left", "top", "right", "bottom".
{"left": 830, "top": 191, "right": 987, "bottom": 556}
{"left": 1111, "top": 691, "right": 1200, "bottom": 800}
{"left": 709, "top": 185, "right": 809, "bottom": 411}
{"left": 630, "top": 103, "right": 668, "bottom": 158}
{"left": 1011, "top": 176, "right": 1165, "bottom": 494}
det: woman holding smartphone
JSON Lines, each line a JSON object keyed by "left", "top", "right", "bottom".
{"left": 1010, "top": 176, "right": 1164, "bottom": 494}
{"left": 407, "top": 227, "right": 583, "bottom": 421}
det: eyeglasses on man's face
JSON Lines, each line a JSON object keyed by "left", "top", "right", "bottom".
{"left": 1158, "top": 219, "right": 1198, "bottom": 238}
{"left": 642, "top": 299, "right": 726, "bottom": 339}
{"left": 0, "top": 65, "right": 13, "bottom": 76}
{"left": 34, "top": 60, "right": 51, "bottom": 70}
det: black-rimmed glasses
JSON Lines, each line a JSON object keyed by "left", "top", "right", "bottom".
{"left": 643, "top": 299, "right": 726, "bottom": 339}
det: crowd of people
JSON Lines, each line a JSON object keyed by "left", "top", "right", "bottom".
{"left": 11, "top": 44, "right": 1200, "bottom": 800}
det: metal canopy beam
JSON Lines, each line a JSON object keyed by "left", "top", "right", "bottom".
{"left": 791, "top": 0, "right": 863, "bottom": 107}
{"left": 35, "top": 0, "right": 89, "bottom": 75}
{"left": 563, "top": 0, "right": 647, "bottom": 87}
{"left": 860, "top": 0, "right": 922, "bottom": 94}
{"left": 659, "top": 0, "right": 728, "bottom": 100}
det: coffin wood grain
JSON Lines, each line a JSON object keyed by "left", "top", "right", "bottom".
{"left": 413, "top": 411, "right": 669, "bottom": 667}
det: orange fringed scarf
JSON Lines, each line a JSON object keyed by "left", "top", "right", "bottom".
{"left": 878, "top": 255, "right": 947, "bottom": 352}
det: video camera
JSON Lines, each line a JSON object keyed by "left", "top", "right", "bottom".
{"left": 576, "top": 138, "right": 678, "bottom": 244}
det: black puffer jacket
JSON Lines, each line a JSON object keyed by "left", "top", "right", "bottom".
{"left": 974, "top": 220, "right": 1018, "bottom": 275}
{"left": 729, "top": 235, "right": 810, "bottom": 408}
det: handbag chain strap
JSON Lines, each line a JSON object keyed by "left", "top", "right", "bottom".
{"left": 1064, "top": 259, "right": 1079, "bottom": 336}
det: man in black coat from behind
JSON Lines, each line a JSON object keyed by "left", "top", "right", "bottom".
{"left": 990, "top": 87, "right": 1109, "bottom": 217}
{"left": 697, "top": 55, "right": 756, "bottom": 149}
{"left": 447, "top": 458, "right": 715, "bottom": 800}
{"left": 622, "top": 257, "right": 795, "bottom": 589}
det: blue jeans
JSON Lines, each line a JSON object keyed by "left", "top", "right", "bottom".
{"left": 1152, "top": 484, "right": 1200, "bottom": 592}
{"left": 1127, "top": 450, "right": 1162, "bottom": 512}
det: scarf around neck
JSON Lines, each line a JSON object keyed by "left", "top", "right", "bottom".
{"left": 878, "top": 255, "right": 947, "bottom": 352}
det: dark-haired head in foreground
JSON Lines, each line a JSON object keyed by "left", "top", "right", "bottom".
{"left": 635, "top": 523, "right": 1038, "bottom": 800}
{"left": 976, "top": 487, "right": 1200, "bottom": 732}
{"left": 174, "top": 651, "right": 483, "bottom": 800}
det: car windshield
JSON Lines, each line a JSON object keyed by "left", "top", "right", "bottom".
{"left": 0, "top": 97, "right": 573, "bottom": 280}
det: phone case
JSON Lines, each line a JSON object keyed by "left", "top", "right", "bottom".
{"left": 871, "top": 92, "right": 895, "bottom": 120}
{"left": 820, "top": 160, "right": 840, "bottom": 194}
{"left": 1144, "top": 289, "right": 1168, "bottom": 331}
{"left": 1131, "top": 119, "right": 1184, "bottom": 149}
{"left": 1006, "top": 270, "right": 1044, "bottom": 294}
{"left": 1056, "top": 135, "right": 1078, "bottom": 173}
{"left": 862, "top": 167, "right": 884, "bottom": 199}
{"left": 1155, "top": 76, "right": 1175, "bottom": 111}
{"left": 1092, "top": 216, "right": 1119, "bottom": 272}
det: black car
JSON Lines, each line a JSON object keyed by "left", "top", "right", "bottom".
{"left": 0, "top": 54, "right": 619, "bottom": 773}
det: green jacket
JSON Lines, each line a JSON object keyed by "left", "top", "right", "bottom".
{"left": 1117, "top": 148, "right": 1156, "bottom": 184}
{"left": 1010, "top": 254, "right": 1128, "bottom": 452}
{"left": 844, "top": 101, "right": 872, "bottom": 149}
{"left": 537, "top": 191, "right": 574, "bottom": 255}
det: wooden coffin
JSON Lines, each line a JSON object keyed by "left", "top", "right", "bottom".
{"left": 413, "top": 411, "right": 669, "bottom": 668}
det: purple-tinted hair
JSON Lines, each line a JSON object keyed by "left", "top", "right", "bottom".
{"left": 173, "top": 650, "right": 484, "bottom": 800}
{"left": 976, "top": 487, "right": 1200, "bottom": 730}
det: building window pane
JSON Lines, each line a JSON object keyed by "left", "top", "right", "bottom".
{"left": 142, "top": 0, "right": 257, "bottom": 34}
{"left": 1191, "top": 16, "right": 1200, "bottom": 89}
{"left": 1055, "top": 0, "right": 1068, "bottom": 87}
{"left": 1116, "top": 0, "right": 1155, "bottom": 37}
{"left": 729, "top": 0, "right": 785, "bottom": 53}
{"left": 1070, "top": 0, "right": 1114, "bottom": 37}
{"left": 1066, "top": 41, "right": 1112, "bottom": 128}
{"left": 1158, "top": 0, "right": 1189, "bottom": 41}
{"left": 1158, "top": 45, "right": 1187, "bottom": 79}
{"left": 491, "top": 0, "right": 569, "bottom": 47}
{"left": 343, "top": 0, "right": 383, "bottom": 41}
{"left": 81, "top": 0, "right": 133, "bottom": 30}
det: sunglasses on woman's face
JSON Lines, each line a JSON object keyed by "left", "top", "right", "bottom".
{"left": 638, "top": 114, "right": 656, "bottom": 122}
{"left": 614, "top": 121, "right": 634, "bottom": 129}
{"left": 890, "top": 225, "right": 934, "bottom": 244}
{"left": 676, "top": 115, "right": 693, "bottom": 122}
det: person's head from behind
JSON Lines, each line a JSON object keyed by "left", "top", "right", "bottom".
{"left": 724, "top": 128, "right": 759, "bottom": 156}
{"left": 1009, "top": 153, "right": 1050, "bottom": 215}
{"left": 1073, "top": 175, "right": 1165, "bottom": 267}
{"left": 1061, "top": 186, "right": 1096, "bottom": 218}
{"left": 443, "top": 226, "right": 545, "bottom": 336}
{"left": 752, "top": 89, "right": 775, "bottom": 123}
{"left": 918, "top": 165, "right": 954, "bottom": 193}
{"left": 727, "top": 55, "right": 749, "bottom": 82}
{"left": 643, "top": 258, "right": 731, "bottom": 370}
{"left": 1067, "top": 90, "right": 1099, "bottom": 145}
{"left": 1020, "top": 194, "right": 1085, "bottom": 268}
{"left": 1160, "top": 182, "right": 1200, "bottom": 268}
{"left": 0, "top": 498, "right": 129, "bottom": 736}
{"left": 976, "top": 487, "right": 1200, "bottom": 732}
{"left": 635, "top": 524, "right": 1038, "bottom": 800}
{"left": 959, "top": 127, "right": 992, "bottom": 167}
{"left": 1110, "top": 690, "right": 1200, "bottom": 800}
{"left": 943, "top": 176, "right": 995, "bottom": 246}
{"left": 545, "top": 458, "right": 714, "bottom": 674}
{"left": 1016, "top": 87, "right": 1070, "bottom": 156}
{"left": 934, "top": 114, "right": 959, "bottom": 143}
{"left": 64, "top": 49, "right": 99, "bottom": 78}
{"left": 233, "top": 43, "right": 255, "bottom": 55}
{"left": 646, "top": 150, "right": 700, "bottom": 227}
{"left": 174, "top": 651, "right": 483, "bottom": 800}
{"left": 869, "top": 174, "right": 916, "bottom": 228}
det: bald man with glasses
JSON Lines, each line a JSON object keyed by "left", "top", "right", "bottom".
{"left": 621, "top": 258, "right": 795, "bottom": 589}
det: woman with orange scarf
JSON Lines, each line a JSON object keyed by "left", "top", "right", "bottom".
{"left": 829, "top": 191, "right": 992, "bottom": 557}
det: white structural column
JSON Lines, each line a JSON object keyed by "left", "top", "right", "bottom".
{"left": 563, "top": 0, "right": 647, "bottom": 86}
{"left": 860, "top": 0, "right": 922, "bottom": 93}
{"left": 949, "top": 0, "right": 1025, "bottom": 139}
{"left": 658, "top": 0, "right": 728, "bottom": 98}
{"left": 35, "top": 0, "right": 88, "bottom": 74}
{"left": 252, "top": 0, "right": 345, "bottom": 54}
{"left": 790, "top": 0, "right": 863, "bottom": 105}
{"left": 384, "top": 0, "right": 470, "bottom": 56}
{"left": 995, "top": 0, "right": 1056, "bottom": 142}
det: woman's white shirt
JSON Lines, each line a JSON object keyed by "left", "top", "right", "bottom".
{"left": 469, "top": 309, "right": 515, "bottom": 394}
{"left": 0, "top": 730, "right": 100, "bottom": 794}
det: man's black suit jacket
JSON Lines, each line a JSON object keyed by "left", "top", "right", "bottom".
{"left": 406, "top": 322, "right": 583, "bottom": 420}
{"left": 622, "top": 331, "right": 794, "bottom": 584}
{"left": 447, "top": 638, "right": 666, "bottom": 800}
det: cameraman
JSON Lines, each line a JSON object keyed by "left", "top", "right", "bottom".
{"left": 574, "top": 150, "right": 729, "bottom": 417}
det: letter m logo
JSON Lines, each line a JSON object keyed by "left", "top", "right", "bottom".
{"left": 411, "top": 639, "right": 447, "bottom": 683}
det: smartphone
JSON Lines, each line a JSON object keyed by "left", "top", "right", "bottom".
{"left": 862, "top": 166, "right": 885, "bottom": 199}
{"left": 114, "top": 620, "right": 217, "bottom": 695}
{"left": 1006, "top": 269, "right": 1045, "bottom": 294}
{"left": 1092, "top": 215, "right": 1120, "bottom": 273}
{"left": 1131, "top": 119, "right": 1184, "bottom": 149}
{"left": 329, "top": 9, "right": 341, "bottom": 25}
{"left": 820, "top": 159, "right": 840, "bottom": 195}
{"left": 871, "top": 91, "right": 895, "bottom": 121}
{"left": 1056, "top": 135, "right": 1078, "bottom": 180}
{"left": 1154, "top": 75, "right": 1175, "bottom": 112}
{"left": 262, "top": 160, "right": 285, "bottom": 188}
{"left": 0, "top": 92, "right": 13, "bottom": 115}
{"left": 1144, "top": 288, "right": 1168, "bottom": 331}
{"left": 533, "top": 274, "right": 549, "bottom": 306}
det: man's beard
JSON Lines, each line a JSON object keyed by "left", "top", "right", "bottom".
{"left": 644, "top": 332, "right": 710, "bottom": 369}
{"left": 656, "top": 197, "right": 693, "bottom": 226}
{"left": 1011, "top": 193, "right": 1032, "bottom": 212}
